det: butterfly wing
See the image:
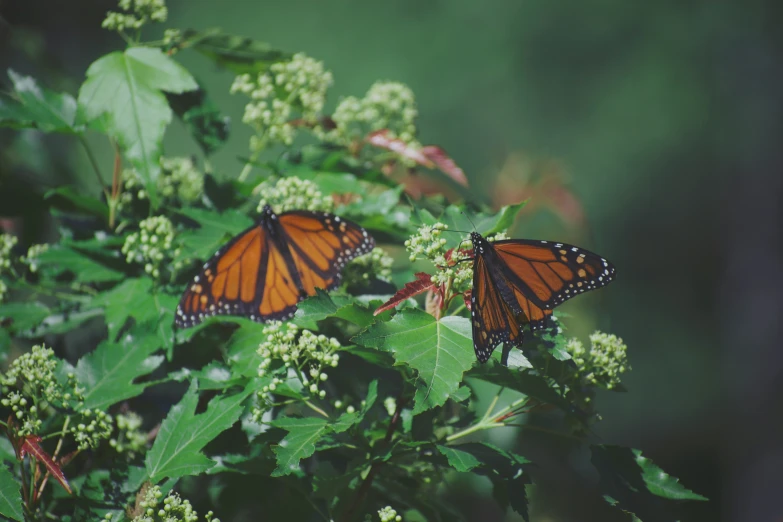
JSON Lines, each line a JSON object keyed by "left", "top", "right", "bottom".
{"left": 492, "top": 239, "right": 616, "bottom": 322}
{"left": 175, "top": 210, "right": 375, "bottom": 328}
{"left": 470, "top": 253, "right": 525, "bottom": 363}
{"left": 278, "top": 211, "right": 375, "bottom": 294}
{"left": 175, "top": 223, "right": 279, "bottom": 327}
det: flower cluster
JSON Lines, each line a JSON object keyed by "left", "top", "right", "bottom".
{"left": 122, "top": 216, "right": 183, "bottom": 280}
{"left": 102, "top": 0, "right": 167, "bottom": 32}
{"left": 377, "top": 506, "right": 403, "bottom": 522}
{"left": 162, "top": 28, "right": 181, "bottom": 46}
{"left": 109, "top": 412, "right": 148, "bottom": 456}
{"left": 405, "top": 223, "right": 472, "bottom": 290}
{"left": 254, "top": 323, "right": 341, "bottom": 417}
{"left": 255, "top": 176, "right": 334, "bottom": 214}
{"left": 131, "top": 485, "right": 219, "bottom": 522}
{"left": 122, "top": 157, "right": 204, "bottom": 208}
{"left": 0, "top": 233, "right": 17, "bottom": 271}
{"left": 567, "top": 331, "right": 630, "bottom": 390}
{"left": 327, "top": 81, "right": 419, "bottom": 147}
{"left": 159, "top": 157, "right": 205, "bottom": 203}
{"left": 231, "top": 53, "right": 333, "bottom": 152}
{"left": 70, "top": 408, "right": 113, "bottom": 450}
{"left": 0, "top": 345, "right": 86, "bottom": 436}
{"left": 343, "top": 247, "right": 393, "bottom": 287}
{"left": 22, "top": 243, "right": 49, "bottom": 273}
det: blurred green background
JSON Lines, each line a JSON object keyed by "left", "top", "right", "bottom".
{"left": 3, "top": 1, "right": 782, "bottom": 521}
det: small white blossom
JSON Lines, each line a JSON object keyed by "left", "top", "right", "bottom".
{"left": 109, "top": 412, "right": 148, "bottom": 456}
{"left": 566, "top": 331, "right": 630, "bottom": 390}
{"left": 1, "top": 344, "right": 87, "bottom": 436}
{"left": 0, "top": 233, "right": 17, "bottom": 271}
{"left": 378, "top": 506, "right": 402, "bottom": 522}
{"left": 21, "top": 243, "right": 48, "bottom": 273}
{"left": 122, "top": 216, "right": 184, "bottom": 280}
{"left": 254, "top": 322, "right": 341, "bottom": 420}
{"left": 102, "top": 0, "right": 167, "bottom": 32}
{"left": 343, "top": 247, "right": 393, "bottom": 286}
{"left": 132, "top": 485, "right": 219, "bottom": 522}
{"left": 255, "top": 176, "right": 333, "bottom": 214}
{"left": 405, "top": 223, "right": 472, "bottom": 292}
{"left": 121, "top": 157, "right": 204, "bottom": 209}
{"left": 327, "top": 81, "right": 419, "bottom": 150}
{"left": 231, "top": 53, "right": 333, "bottom": 152}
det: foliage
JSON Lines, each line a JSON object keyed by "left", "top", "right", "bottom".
{"left": 0, "top": 1, "right": 706, "bottom": 520}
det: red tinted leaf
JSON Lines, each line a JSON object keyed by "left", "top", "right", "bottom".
{"left": 367, "top": 130, "right": 433, "bottom": 166}
{"left": 20, "top": 436, "right": 71, "bottom": 494}
{"left": 374, "top": 272, "right": 435, "bottom": 316}
{"left": 463, "top": 290, "right": 472, "bottom": 312}
{"left": 421, "top": 145, "right": 468, "bottom": 187}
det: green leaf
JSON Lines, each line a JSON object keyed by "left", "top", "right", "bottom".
{"left": 0, "top": 69, "right": 79, "bottom": 133}
{"left": 0, "top": 302, "right": 51, "bottom": 333}
{"left": 36, "top": 245, "right": 124, "bottom": 283}
{"left": 484, "top": 201, "right": 528, "bottom": 235}
{"left": 146, "top": 380, "right": 251, "bottom": 482}
{"left": 0, "top": 464, "right": 23, "bottom": 521}
{"left": 455, "top": 442, "right": 530, "bottom": 477}
{"left": 75, "top": 332, "right": 164, "bottom": 410}
{"left": 633, "top": 449, "right": 709, "bottom": 500}
{"left": 330, "top": 380, "right": 378, "bottom": 433}
{"left": 468, "top": 361, "right": 574, "bottom": 415}
{"left": 166, "top": 85, "right": 229, "bottom": 156}
{"left": 181, "top": 29, "right": 291, "bottom": 74}
{"left": 44, "top": 186, "right": 110, "bottom": 220}
{"left": 285, "top": 167, "right": 365, "bottom": 196}
{"left": 78, "top": 48, "right": 197, "bottom": 207}
{"left": 92, "top": 278, "right": 177, "bottom": 350}
{"left": 293, "top": 290, "right": 375, "bottom": 330}
{"left": 270, "top": 417, "right": 330, "bottom": 477}
{"left": 353, "top": 310, "right": 475, "bottom": 414}
{"left": 341, "top": 345, "right": 395, "bottom": 367}
{"left": 592, "top": 445, "right": 706, "bottom": 522}
{"left": 417, "top": 202, "right": 528, "bottom": 236}
{"left": 633, "top": 449, "right": 707, "bottom": 500}
{"left": 225, "top": 320, "right": 267, "bottom": 378}
{"left": 450, "top": 386, "right": 472, "bottom": 403}
{"left": 453, "top": 442, "right": 531, "bottom": 519}
{"left": 437, "top": 445, "right": 481, "bottom": 472}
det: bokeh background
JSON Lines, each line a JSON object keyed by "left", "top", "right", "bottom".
{"left": 2, "top": 1, "right": 782, "bottom": 521}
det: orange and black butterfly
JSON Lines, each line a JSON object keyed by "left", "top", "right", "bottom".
{"left": 175, "top": 204, "right": 375, "bottom": 328}
{"left": 469, "top": 232, "right": 615, "bottom": 362}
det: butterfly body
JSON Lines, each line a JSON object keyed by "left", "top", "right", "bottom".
{"left": 469, "top": 231, "right": 615, "bottom": 363}
{"left": 175, "top": 205, "right": 374, "bottom": 328}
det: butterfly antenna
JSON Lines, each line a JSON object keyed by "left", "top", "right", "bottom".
{"left": 459, "top": 209, "right": 478, "bottom": 232}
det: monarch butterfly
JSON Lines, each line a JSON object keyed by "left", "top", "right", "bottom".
{"left": 469, "top": 231, "right": 616, "bottom": 362}
{"left": 175, "top": 205, "right": 375, "bottom": 328}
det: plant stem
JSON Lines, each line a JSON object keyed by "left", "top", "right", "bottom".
{"left": 78, "top": 136, "right": 110, "bottom": 204}
{"left": 304, "top": 400, "right": 329, "bottom": 419}
{"left": 445, "top": 393, "right": 529, "bottom": 443}
{"left": 238, "top": 151, "right": 261, "bottom": 182}
{"left": 342, "top": 396, "right": 404, "bottom": 522}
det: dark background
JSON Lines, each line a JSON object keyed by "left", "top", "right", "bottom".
{"left": 2, "top": 1, "right": 782, "bottom": 521}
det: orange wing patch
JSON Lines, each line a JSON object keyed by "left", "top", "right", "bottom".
{"left": 493, "top": 240, "right": 615, "bottom": 309}
{"left": 279, "top": 212, "right": 375, "bottom": 294}
{"left": 471, "top": 255, "right": 525, "bottom": 363}
{"left": 175, "top": 208, "right": 376, "bottom": 328}
{"left": 257, "top": 244, "right": 300, "bottom": 319}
